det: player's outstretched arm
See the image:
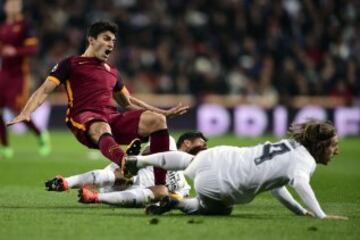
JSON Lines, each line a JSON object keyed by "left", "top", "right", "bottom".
{"left": 271, "top": 186, "right": 308, "bottom": 216}
{"left": 130, "top": 151, "right": 194, "bottom": 170}
{"left": 7, "top": 80, "right": 57, "bottom": 126}
{"left": 292, "top": 176, "right": 348, "bottom": 220}
{"left": 114, "top": 89, "right": 189, "bottom": 117}
{"left": 130, "top": 96, "right": 189, "bottom": 118}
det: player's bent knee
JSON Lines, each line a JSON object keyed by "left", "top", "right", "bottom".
{"left": 140, "top": 111, "right": 167, "bottom": 133}
{"left": 151, "top": 113, "right": 167, "bottom": 130}
{"left": 88, "top": 121, "right": 111, "bottom": 142}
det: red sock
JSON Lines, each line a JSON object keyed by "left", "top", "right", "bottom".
{"left": 98, "top": 133, "right": 124, "bottom": 165}
{"left": 150, "top": 129, "right": 169, "bottom": 185}
{"left": 24, "top": 120, "right": 41, "bottom": 136}
{"left": 0, "top": 115, "right": 9, "bottom": 146}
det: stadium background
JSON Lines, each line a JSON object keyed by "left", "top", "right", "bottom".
{"left": 1, "top": 1, "right": 359, "bottom": 240}
{"left": 3, "top": 0, "right": 360, "bottom": 136}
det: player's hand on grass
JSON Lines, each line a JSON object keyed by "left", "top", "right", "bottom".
{"left": 164, "top": 103, "right": 189, "bottom": 118}
{"left": 324, "top": 215, "right": 349, "bottom": 220}
{"left": 7, "top": 112, "right": 31, "bottom": 126}
{"left": 304, "top": 211, "right": 315, "bottom": 217}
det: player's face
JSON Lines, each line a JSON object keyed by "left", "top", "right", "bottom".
{"left": 4, "top": 0, "right": 22, "bottom": 15}
{"left": 89, "top": 31, "right": 116, "bottom": 62}
{"left": 185, "top": 138, "right": 208, "bottom": 155}
{"left": 322, "top": 135, "right": 339, "bottom": 165}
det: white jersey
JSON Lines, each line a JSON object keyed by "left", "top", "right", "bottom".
{"left": 133, "top": 167, "right": 191, "bottom": 197}
{"left": 193, "top": 139, "right": 316, "bottom": 204}
{"left": 105, "top": 135, "right": 191, "bottom": 197}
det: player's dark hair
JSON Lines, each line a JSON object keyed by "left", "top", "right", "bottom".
{"left": 176, "top": 131, "right": 208, "bottom": 149}
{"left": 87, "top": 21, "right": 118, "bottom": 38}
{"left": 288, "top": 120, "right": 336, "bottom": 164}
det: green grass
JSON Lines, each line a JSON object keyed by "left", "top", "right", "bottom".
{"left": 0, "top": 131, "right": 359, "bottom": 240}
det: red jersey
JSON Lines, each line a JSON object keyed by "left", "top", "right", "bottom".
{"left": 0, "top": 19, "right": 38, "bottom": 74}
{"left": 0, "top": 19, "right": 38, "bottom": 110}
{"left": 47, "top": 56, "right": 126, "bottom": 117}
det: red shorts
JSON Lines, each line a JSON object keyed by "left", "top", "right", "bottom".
{"left": 66, "top": 109, "right": 147, "bottom": 149}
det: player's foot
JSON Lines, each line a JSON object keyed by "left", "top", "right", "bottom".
{"left": 45, "top": 176, "right": 69, "bottom": 191}
{"left": 38, "top": 131, "right": 51, "bottom": 156}
{"left": 123, "top": 155, "right": 139, "bottom": 177}
{"left": 145, "top": 196, "right": 178, "bottom": 215}
{"left": 125, "top": 138, "right": 142, "bottom": 156}
{"left": 169, "top": 192, "right": 184, "bottom": 201}
{"left": 78, "top": 187, "right": 99, "bottom": 203}
{"left": 120, "top": 139, "right": 141, "bottom": 176}
{"left": 0, "top": 146, "right": 14, "bottom": 159}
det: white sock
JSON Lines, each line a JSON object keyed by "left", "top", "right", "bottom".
{"left": 169, "top": 136, "right": 177, "bottom": 150}
{"left": 103, "top": 163, "right": 119, "bottom": 172}
{"left": 66, "top": 169, "right": 115, "bottom": 188}
{"left": 98, "top": 188, "right": 155, "bottom": 207}
{"left": 177, "top": 197, "right": 201, "bottom": 214}
{"left": 136, "top": 151, "right": 193, "bottom": 170}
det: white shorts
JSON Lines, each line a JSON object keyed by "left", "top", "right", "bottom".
{"left": 185, "top": 151, "right": 233, "bottom": 214}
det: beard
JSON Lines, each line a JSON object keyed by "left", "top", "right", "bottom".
{"left": 188, "top": 146, "right": 207, "bottom": 155}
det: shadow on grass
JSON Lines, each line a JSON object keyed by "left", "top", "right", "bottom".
{"left": 101, "top": 211, "right": 279, "bottom": 220}
{"left": 0, "top": 204, "right": 282, "bottom": 220}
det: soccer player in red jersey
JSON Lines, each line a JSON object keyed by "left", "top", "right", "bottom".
{"left": 8, "top": 21, "right": 188, "bottom": 184}
{"left": 0, "top": 0, "right": 51, "bottom": 159}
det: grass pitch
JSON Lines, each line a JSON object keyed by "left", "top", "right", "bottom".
{"left": 0, "top": 131, "right": 359, "bottom": 240}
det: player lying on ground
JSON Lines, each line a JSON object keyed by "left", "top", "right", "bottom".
{"left": 124, "top": 120, "right": 348, "bottom": 220}
{"left": 7, "top": 21, "right": 188, "bottom": 184}
{"left": 45, "top": 131, "right": 208, "bottom": 207}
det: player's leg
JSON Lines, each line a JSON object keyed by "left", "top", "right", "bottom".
{"left": 110, "top": 110, "right": 169, "bottom": 183}
{"left": 171, "top": 196, "right": 233, "bottom": 215}
{"left": 138, "top": 111, "right": 169, "bottom": 185}
{"left": 146, "top": 168, "right": 233, "bottom": 215}
{"left": 124, "top": 151, "right": 194, "bottom": 176}
{"left": 145, "top": 196, "right": 201, "bottom": 215}
{"left": 45, "top": 138, "right": 142, "bottom": 191}
{"left": 88, "top": 121, "right": 125, "bottom": 166}
{"left": 79, "top": 185, "right": 168, "bottom": 207}
{"left": 45, "top": 169, "right": 116, "bottom": 191}
{"left": 23, "top": 120, "right": 51, "bottom": 156}
{"left": 188, "top": 167, "right": 233, "bottom": 215}
{"left": 0, "top": 109, "right": 13, "bottom": 158}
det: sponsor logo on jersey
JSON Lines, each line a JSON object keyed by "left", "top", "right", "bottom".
{"left": 51, "top": 64, "right": 58, "bottom": 73}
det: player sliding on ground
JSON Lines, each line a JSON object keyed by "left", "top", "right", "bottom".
{"left": 45, "top": 132, "right": 207, "bottom": 208}
{"left": 7, "top": 21, "right": 188, "bottom": 184}
{"left": 124, "top": 120, "right": 348, "bottom": 220}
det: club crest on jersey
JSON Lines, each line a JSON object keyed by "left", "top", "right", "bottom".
{"left": 104, "top": 63, "right": 111, "bottom": 72}
{"left": 51, "top": 64, "right": 58, "bottom": 73}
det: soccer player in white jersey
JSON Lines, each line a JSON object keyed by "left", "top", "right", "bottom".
{"left": 45, "top": 131, "right": 208, "bottom": 207}
{"left": 125, "top": 120, "right": 348, "bottom": 220}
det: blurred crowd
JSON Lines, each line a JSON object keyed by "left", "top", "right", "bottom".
{"left": 4, "top": 0, "right": 360, "bottom": 102}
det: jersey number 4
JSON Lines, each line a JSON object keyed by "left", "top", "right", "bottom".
{"left": 254, "top": 143, "right": 291, "bottom": 165}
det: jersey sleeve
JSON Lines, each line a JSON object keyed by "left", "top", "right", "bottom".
{"left": 271, "top": 186, "right": 308, "bottom": 215}
{"left": 291, "top": 176, "right": 327, "bottom": 219}
{"left": 113, "top": 71, "right": 128, "bottom": 94}
{"left": 47, "top": 58, "right": 71, "bottom": 86}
